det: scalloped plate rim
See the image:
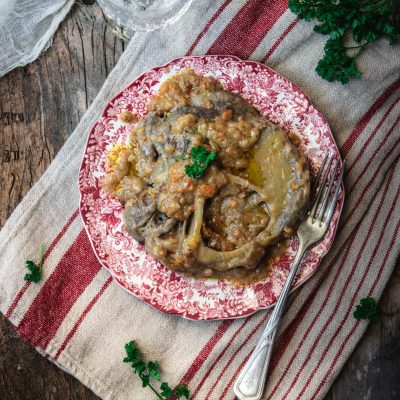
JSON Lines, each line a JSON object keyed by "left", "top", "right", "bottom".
{"left": 78, "top": 54, "right": 344, "bottom": 321}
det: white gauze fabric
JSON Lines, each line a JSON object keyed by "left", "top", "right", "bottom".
{"left": 0, "top": 0, "right": 75, "bottom": 77}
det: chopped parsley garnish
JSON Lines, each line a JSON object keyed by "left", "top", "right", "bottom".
{"left": 288, "top": 0, "right": 400, "bottom": 83}
{"left": 24, "top": 244, "right": 45, "bottom": 283}
{"left": 184, "top": 146, "right": 217, "bottom": 180}
{"left": 353, "top": 297, "right": 378, "bottom": 321}
{"left": 123, "top": 341, "right": 190, "bottom": 400}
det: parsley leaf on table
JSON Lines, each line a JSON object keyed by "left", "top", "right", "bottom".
{"left": 184, "top": 146, "right": 218, "bottom": 180}
{"left": 160, "top": 382, "right": 174, "bottom": 398}
{"left": 24, "top": 244, "right": 45, "bottom": 283}
{"left": 123, "top": 341, "right": 190, "bottom": 399}
{"left": 175, "top": 385, "right": 190, "bottom": 399}
{"left": 288, "top": 0, "right": 400, "bottom": 83}
{"left": 148, "top": 361, "right": 161, "bottom": 381}
{"left": 353, "top": 297, "right": 378, "bottom": 320}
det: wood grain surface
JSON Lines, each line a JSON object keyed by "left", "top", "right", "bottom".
{"left": 0, "top": 2, "right": 399, "bottom": 399}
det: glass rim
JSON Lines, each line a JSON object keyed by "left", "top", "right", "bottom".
{"left": 97, "top": 0, "right": 193, "bottom": 32}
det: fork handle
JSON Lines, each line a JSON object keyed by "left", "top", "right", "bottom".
{"left": 233, "top": 241, "right": 307, "bottom": 400}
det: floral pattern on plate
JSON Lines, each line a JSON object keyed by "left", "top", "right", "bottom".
{"left": 78, "top": 55, "right": 344, "bottom": 320}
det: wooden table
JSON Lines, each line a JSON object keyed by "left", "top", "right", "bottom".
{"left": 0, "top": 2, "right": 399, "bottom": 399}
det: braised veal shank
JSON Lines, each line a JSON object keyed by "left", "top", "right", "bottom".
{"left": 102, "top": 70, "right": 310, "bottom": 281}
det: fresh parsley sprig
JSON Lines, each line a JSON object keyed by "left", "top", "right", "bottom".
{"left": 123, "top": 341, "right": 190, "bottom": 400}
{"left": 353, "top": 297, "right": 378, "bottom": 320}
{"left": 24, "top": 244, "right": 45, "bottom": 283}
{"left": 289, "top": 0, "right": 400, "bottom": 83}
{"left": 184, "top": 146, "right": 218, "bottom": 180}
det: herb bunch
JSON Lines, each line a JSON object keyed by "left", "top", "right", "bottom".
{"left": 353, "top": 297, "right": 378, "bottom": 320}
{"left": 184, "top": 146, "right": 218, "bottom": 180}
{"left": 289, "top": 0, "right": 400, "bottom": 83}
{"left": 24, "top": 244, "right": 45, "bottom": 283}
{"left": 124, "top": 341, "right": 190, "bottom": 400}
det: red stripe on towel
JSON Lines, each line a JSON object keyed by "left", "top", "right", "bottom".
{"left": 262, "top": 19, "right": 298, "bottom": 62}
{"left": 341, "top": 76, "right": 400, "bottom": 157}
{"left": 179, "top": 320, "right": 234, "bottom": 386}
{"left": 343, "top": 136, "right": 400, "bottom": 226}
{"left": 17, "top": 229, "right": 101, "bottom": 349}
{"left": 185, "top": 0, "right": 233, "bottom": 56}
{"left": 348, "top": 114, "right": 400, "bottom": 194}
{"left": 190, "top": 318, "right": 252, "bottom": 399}
{"left": 220, "top": 351, "right": 252, "bottom": 399}
{"left": 54, "top": 276, "right": 113, "bottom": 360}
{"left": 5, "top": 209, "right": 79, "bottom": 319}
{"left": 345, "top": 95, "right": 400, "bottom": 177}
{"left": 205, "top": 313, "right": 271, "bottom": 399}
{"left": 207, "top": 0, "right": 287, "bottom": 59}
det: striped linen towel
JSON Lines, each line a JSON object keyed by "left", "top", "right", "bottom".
{"left": 1, "top": 1, "right": 399, "bottom": 399}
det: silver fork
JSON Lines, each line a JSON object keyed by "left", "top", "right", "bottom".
{"left": 233, "top": 154, "right": 344, "bottom": 400}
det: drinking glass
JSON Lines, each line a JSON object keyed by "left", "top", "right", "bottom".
{"left": 97, "top": 0, "right": 193, "bottom": 39}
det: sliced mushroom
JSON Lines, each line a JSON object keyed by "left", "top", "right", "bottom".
{"left": 123, "top": 188, "right": 157, "bottom": 242}
{"left": 140, "top": 213, "right": 177, "bottom": 238}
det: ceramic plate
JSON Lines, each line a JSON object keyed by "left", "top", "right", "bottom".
{"left": 78, "top": 55, "right": 344, "bottom": 320}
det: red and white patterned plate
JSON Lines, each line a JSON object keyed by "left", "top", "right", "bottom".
{"left": 78, "top": 55, "right": 344, "bottom": 320}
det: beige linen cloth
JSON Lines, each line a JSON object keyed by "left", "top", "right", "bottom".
{"left": 1, "top": 1, "right": 399, "bottom": 399}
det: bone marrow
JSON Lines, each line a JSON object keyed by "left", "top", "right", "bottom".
{"left": 102, "top": 69, "right": 310, "bottom": 281}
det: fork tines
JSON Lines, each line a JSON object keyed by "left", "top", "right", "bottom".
{"left": 310, "top": 154, "right": 344, "bottom": 224}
